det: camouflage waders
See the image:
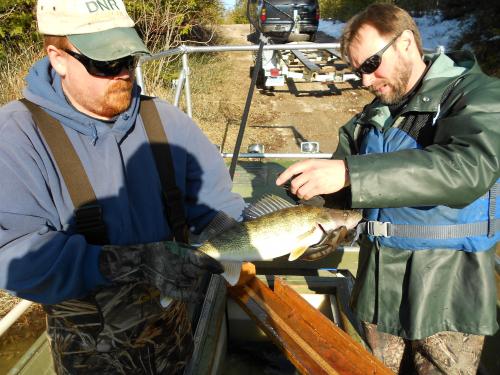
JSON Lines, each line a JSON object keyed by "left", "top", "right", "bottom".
{"left": 45, "top": 282, "right": 193, "bottom": 374}
{"left": 362, "top": 322, "right": 484, "bottom": 374}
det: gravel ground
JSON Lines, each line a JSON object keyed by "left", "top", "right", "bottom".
{"left": 203, "top": 24, "right": 374, "bottom": 155}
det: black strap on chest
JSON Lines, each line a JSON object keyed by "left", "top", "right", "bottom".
{"left": 20, "top": 98, "right": 188, "bottom": 244}
{"left": 21, "top": 98, "right": 109, "bottom": 245}
{"left": 139, "top": 98, "right": 189, "bottom": 243}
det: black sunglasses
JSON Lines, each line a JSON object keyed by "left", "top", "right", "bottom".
{"left": 353, "top": 33, "right": 401, "bottom": 77}
{"left": 63, "top": 49, "right": 138, "bottom": 77}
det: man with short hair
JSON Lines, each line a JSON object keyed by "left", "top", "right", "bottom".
{"left": 277, "top": 3, "right": 499, "bottom": 373}
{"left": 0, "top": 0, "right": 244, "bottom": 373}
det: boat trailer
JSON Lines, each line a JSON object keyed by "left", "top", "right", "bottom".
{"left": 253, "top": 42, "right": 359, "bottom": 89}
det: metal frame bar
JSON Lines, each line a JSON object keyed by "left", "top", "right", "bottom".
{"left": 291, "top": 49, "right": 321, "bottom": 72}
{"left": 135, "top": 43, "right": 342, "bottom": 117}
{"left": 135, "top": 42, "right": 444, "bottom": 119}
{"left": 221, "top": 152, "right": 332, "bottom": 159}
{"left": 0, "top": 299, "right": 32, "bottom": 337}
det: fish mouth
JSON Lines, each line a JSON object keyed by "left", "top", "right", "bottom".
{"left": 316, "top": 223, "right": 330, "bottom": 243}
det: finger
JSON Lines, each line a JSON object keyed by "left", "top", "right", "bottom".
{"left": 173, "top": 273, "right": 196, "bottom": 288}
{"left": 296, "top": 179, "right": 318, "bottom": 200}
{"left": 276, "top": 161, "right": 309, "bottom": 186}
{"left": 289, "top": 171, "right": 315, "bottom": 196}
{"left": 182, "top": 262, "right": 208, "bottom": 279}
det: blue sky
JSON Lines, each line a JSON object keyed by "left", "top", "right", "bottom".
{"left": 222, "top": 0, "right": 236, "bottom": 9}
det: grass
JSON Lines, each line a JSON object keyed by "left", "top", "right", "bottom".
{"left": 146, "top": 51, "right": 234, "bottom": 127}
{"left": 0, "top": 42, "right": 43, "bottom": 105}
{"left": 143, "top": 45, "right": 260, "bottom": 152}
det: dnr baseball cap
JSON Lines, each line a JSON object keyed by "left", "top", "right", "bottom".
{"left": 36, "top": 0, "right": 150, "bottom": 61}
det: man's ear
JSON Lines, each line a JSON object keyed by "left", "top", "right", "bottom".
{"left": 46, "top": 45, "right": 67, "bottom": 76}
{"left": 400, "top": 29, "right": 414, "bottom": 52}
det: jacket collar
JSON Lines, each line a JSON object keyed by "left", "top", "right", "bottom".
{"left": 404, "top": 52, "right": 469, "bottom": 114}
{"left": 356, "top": 51, "right": 474, "bottom": 130}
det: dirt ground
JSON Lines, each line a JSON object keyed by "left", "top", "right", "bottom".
{"left": 199, "top": 24, "right": 374, "bottom": 154}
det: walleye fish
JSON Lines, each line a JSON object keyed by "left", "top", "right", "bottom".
{"left": 161, "top": 195, "right": 362, "bottom": 307}
{"left": 200, "top": 194, "right": 362, "bottom": 285}
{"left": 201, "top": 195, "right": 361, "bottom": 261}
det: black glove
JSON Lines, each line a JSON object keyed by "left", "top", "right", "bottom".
{"left": 99, "top": 241, "right": 223, "bottom": 302}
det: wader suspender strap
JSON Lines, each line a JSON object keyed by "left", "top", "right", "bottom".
{"left": 20, "top": 98, "right": 109, "bottom": 244}
{"left": 139, "top": 99, "right": 189, "bottom": 243}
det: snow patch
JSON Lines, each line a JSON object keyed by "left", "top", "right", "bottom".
{"left": 319, "top": 12, "right": 474, "bottom": 52}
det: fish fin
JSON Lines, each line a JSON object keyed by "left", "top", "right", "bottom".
{"left": 301, "top": 226, "right": 348, "bottom": 261}
{"left": 220, "top": 261, "right": 242, "bottom": 286}
{"left": 244, "top": 194, "right": 296, "bottom": 220}
{"left": 191, "top": 211, "right": 239, "bottom": 244}
{"left": 288, "top": 246, "right": 309, "bottom": 261}
{"left": 288, "top": 225, "right": 323, "bottom": 261}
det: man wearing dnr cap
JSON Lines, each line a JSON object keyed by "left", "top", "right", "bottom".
{"left": 0, "top": 0, "right": 244, "bottom": 373}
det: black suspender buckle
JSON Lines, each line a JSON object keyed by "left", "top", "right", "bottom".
{"left": 75, "top": 204, "right": 109, "bottom": 245}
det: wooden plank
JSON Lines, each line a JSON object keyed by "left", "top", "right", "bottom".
{"left": 229, "top": 279, "right": 338, "bottom": 375}
{"left": 228, "top": 277, "right": 393, "bottom": 375}
{"left": 274, "top": 278, "right": 391, "bottom": 374}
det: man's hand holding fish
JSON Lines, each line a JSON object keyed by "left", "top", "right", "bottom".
{"left": 275, "top": 159, "right": 350, "bottom": 200}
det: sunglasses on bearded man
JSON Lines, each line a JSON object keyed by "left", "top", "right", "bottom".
{"left": 353, "top": 33, "right": 402, "bottom": 78}
{"left": 64, "top": 49, "right": 138, "bottom": 77}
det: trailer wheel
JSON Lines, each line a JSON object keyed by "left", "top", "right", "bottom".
{"left": 308, "top": 32, "right": 317, "bottom": 42}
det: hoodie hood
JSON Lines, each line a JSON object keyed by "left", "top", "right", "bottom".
{"left": 23, "top": 57, "right": 141, "bottom": 145}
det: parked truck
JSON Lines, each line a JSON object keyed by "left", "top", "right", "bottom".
{"left": 249, "top": 0, "right": 320, "bottom": 42}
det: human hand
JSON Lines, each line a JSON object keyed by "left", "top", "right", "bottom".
{"left": 144, "top": 242, "right": 224, "bottom": 302}
{"left": 276, "top": 159, "right": 350, "bottom": 200}
{"left": 100, "top": 241, "right": 223, "bottom": 302}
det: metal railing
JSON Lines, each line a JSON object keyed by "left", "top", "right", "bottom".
{"left": 0, "top": 299, "right": 32, "bottom": 338}
{"left": 135, "top": 42, "right": 342, "bottom": 118}
{"left": 135, "top": 42, "right": 446, "bottom": 120}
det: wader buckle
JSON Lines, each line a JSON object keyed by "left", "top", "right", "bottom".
{"left": 367, "top": 221, "right": 390, "bottom": 237}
